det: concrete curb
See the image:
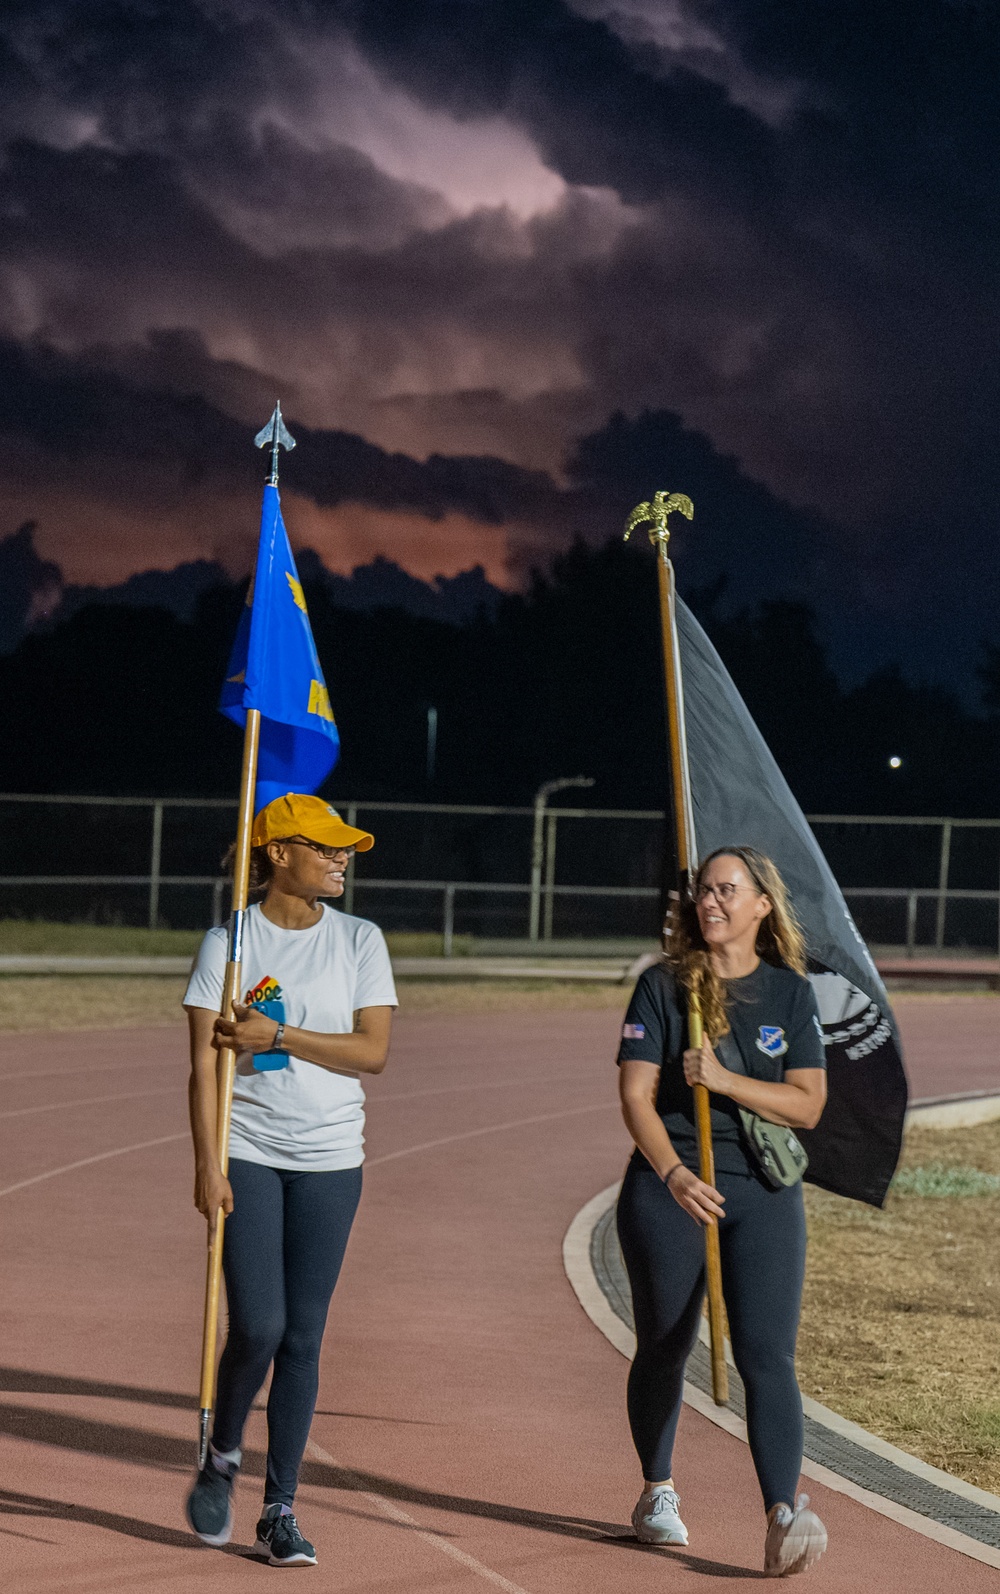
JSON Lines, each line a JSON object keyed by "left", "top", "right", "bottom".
{"left": 563, "top": 1181, "right": 1000, "bottom": 1569}
{"left": 906, "top": 1092, "right": 1000, "bottom": 1128}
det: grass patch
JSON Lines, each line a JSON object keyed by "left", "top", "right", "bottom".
{"left": 892, "top": 1162, "right": 1000, "bottom": 1198}
{"left": 382, "top": 932, "right": 475, "bottom": 958}
{"left": 3, "top": 974, "right": 628, "bottom": 1029}
{"left": 0, "top": 920, "right": 202, "bottom": 956}
{"left": 800, "top": 1118, "right": 1000, "bottom": 1492}
{"left": 395, "top": 979, "right": 627, "bottom": 1010}
{"left": 0, "top": 976, "right": 190, "bottom": 1029}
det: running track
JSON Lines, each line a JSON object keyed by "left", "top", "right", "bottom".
{"left": 0, "top": 995, "right": 996, "bottom": 1592}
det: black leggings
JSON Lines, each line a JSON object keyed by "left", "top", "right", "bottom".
{"left": 213, "top": 1158, "right": 362, "bottom": 1506}
{"left": 616, "top": 1161, "right": 806, "bottom": 1512}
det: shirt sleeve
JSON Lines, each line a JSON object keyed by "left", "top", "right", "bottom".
{"left": 353, "top": 923, "right": 399, "bottom": 1009}
{"left": 616, "top": 965, "right": 670, "bottom": 1066}
{"left": 784, "top": 977, "right": 827, "bottom": 1071}
{"left": 182, "top": 926, "right": 228, "bottom": 1011}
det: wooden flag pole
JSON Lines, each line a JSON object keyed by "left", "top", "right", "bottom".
{"left": 196, "top": 707, "right": 260, "bottom": 1468}
{"left": 625, "top": 492, "right": 729, "bottom": 1405}
{"left": 196, "top": 404, "right": 296, "bottom": 1466}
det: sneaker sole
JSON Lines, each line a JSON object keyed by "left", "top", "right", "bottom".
{"left": 252, "top": 1537, "right": 318, "bottom": 1566}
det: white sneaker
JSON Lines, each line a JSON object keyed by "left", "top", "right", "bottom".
{"left": 631, "top": 1484, "right": 689, "bottom": 1545}
{"left": 764, "top": 1493, "right": 828, "bottom": 1576}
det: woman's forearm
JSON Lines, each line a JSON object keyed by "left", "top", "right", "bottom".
{"left": 621, "top": 1095, "right": 683, "bottom": 1181}
{"left": 188, "top": 1063, "right": 221, "bottom": 1170}
{"left": 719, "top": 1072, "right": 823, "bottom": 1129}
{"left": 278, "top": 1025, "right": 388, "bottom": 1077}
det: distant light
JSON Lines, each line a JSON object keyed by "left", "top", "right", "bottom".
{"left": 888, "top": 756, "right": 903, "bottom": 769}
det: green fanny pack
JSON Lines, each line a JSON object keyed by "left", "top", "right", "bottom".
{"left": 714, "top": 1031, "right": 809, "bottom": 1190}
{"left": 736, "top": 1107, "right": 809, "bottom": 1189}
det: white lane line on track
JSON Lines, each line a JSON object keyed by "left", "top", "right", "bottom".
{"left": 366, "top": 1101, "right": 610, "bottom": 1168}
{"left": 2, "top": 1102, "right": 611, "bottom": 1203}
{"left": 0, "top": 1086, "right": 177, "bottom": 1121}
{"left": 5, "top": 1067, "right": 576, "bottom": 1100}
{"left": 0, "top": 1133, "right": 187, "bottom": 1200}
{"left": 0, "top": 1103, "right": 610, "bottom": 1202}
{"left": 305, "top": 1440, "right": 533, "bottom": 1594}
{"left": 0, "top": 1058, "right": 183, "bottom": 1085}
{"left": 372, "top": 1071, "right": 586, "bottom": 1105}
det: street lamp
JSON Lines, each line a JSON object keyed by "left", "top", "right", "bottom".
{"left": 528, "top": 776, "right": 595, "bottom": 942}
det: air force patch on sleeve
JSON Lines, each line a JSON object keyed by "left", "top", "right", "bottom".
{"left": 756, "top": 1025, "right": 788, "bottom": 1058}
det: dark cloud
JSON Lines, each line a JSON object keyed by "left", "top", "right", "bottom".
{"left": 0, "top": 327, "right": 830, "bottom": 604}
{"left": 0, "top": 335, "right": 563, "bottom": 523}
{"left": 0, "top": 520, "right": 61, "bottom": 650}
{"left": 0, "top": 1, "right": 995, "bottom": 691}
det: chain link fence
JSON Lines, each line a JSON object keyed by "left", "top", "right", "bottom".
{"left": 1, "top": 795, "right": 999, "bottom": 954}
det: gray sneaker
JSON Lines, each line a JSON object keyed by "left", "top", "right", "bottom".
{"left": 631, "top": 1484, "right": 689, "bottom": 1546}
{"left": 764, "top": 1493, "right": 828, "bottom": 1576}
{"left": 253, "top": 1503, "right": 318, "bottom": 1566}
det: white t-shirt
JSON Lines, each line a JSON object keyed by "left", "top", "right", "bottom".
{"left": 183, "top": 903, "right": 397, "bottom": 1172}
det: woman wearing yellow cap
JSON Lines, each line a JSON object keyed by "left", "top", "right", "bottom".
{"left": 182, "top": 794, "right": 397, "bottom": 1567}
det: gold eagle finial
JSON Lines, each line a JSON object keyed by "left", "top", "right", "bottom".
{"left": 623, "top": 491, "right": 694, "bottom": 552}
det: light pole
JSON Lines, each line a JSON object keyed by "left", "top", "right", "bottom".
{"left": 528, "top": 776, "right": 594, "bottom": 941}
{"left": 426, "top": 704, "right": 438, "bottom": 785}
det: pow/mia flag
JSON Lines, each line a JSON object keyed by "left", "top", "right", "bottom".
{"left": 676, "top": 598, "right": 908, "bottom": 1208}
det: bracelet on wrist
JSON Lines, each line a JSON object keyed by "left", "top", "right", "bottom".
{"left": 272, "top": 1022, "right": 286, "bottom": 1052}
{"left": 664, "top": 1162, "right": 685, "bottom": 1187}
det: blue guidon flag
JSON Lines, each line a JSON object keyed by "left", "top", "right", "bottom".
{"left": 676, "top": 598, "right": 908, "bottom": 1208}
{"left": 220, "top": 483, "right": 340, "bottom": 810}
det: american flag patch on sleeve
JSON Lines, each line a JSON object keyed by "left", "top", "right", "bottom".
{"left": 622, "top": 1023, "right": 645, "bottom": 1040}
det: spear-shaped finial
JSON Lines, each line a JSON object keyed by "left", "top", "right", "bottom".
{"left": 254, "top": 401, "right": 296, "bottom": 486}
{"left": 624, "top": 491, "right": 694, "bottom": 560}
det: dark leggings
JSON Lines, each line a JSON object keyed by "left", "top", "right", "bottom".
{"left": 616, "top": 1161, "right": 806, "bottom": 1512}
{"left": 212, "top": 1158, "right": 362, "bottom": 1506}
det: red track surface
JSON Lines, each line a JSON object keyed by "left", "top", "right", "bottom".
{"left": 0, "top": 997, "right": 997, "bottom": 1592}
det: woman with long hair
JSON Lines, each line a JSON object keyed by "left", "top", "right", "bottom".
{"left": 616, "top": 846, "right": 829, "bottom": 1577}
{"left": 183, "top": 794, "right": 397, "bottom": 1567}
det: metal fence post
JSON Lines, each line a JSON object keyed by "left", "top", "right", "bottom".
{"left": 443, "top": 883, "right": 455, "bottom": 957}
{"left": 906, "top": 891, "right": 917, "bottom": 957}
{"left": 529, "top": 794, "right": 546, "bottom": 941}
{"left": 148, "top": 801, "right": 163, "bottom": 931}
{"left": 212, "top": 877, "right": 227, "bottom": 928}
{"left": 543, "top": 811, "right": 558, "bottom": 941}
{"left": 935, "top": 820, "right": 952, "bottom": 951}
{"left": 344, "top": 804, "right": 357, "bottom": 915}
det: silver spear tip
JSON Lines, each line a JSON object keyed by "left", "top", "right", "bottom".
{"left": 254, "top": 401, "right": 296, "bottom": 454}
{"left": 254, "top": 402, "right": 296, "bottom": 486}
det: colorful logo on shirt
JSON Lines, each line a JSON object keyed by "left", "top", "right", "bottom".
{"left": 243, "top": 975, "right": 288, "bottom": 1072}
{"left": 756, "top": 1025, "right": 788, "bottom": 1058}
{"left": 622, "top": 1023, "right": 646, "bottom": 1039}
{"left": 245, "top": 975, "right": 282, "bottom": 1006}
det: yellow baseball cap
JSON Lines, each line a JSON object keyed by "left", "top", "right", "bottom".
{"left": 251, "top": 794, "right": 375, "bottom": 851}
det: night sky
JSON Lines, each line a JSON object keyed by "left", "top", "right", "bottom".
{"left": 1, "top": 2, "right": 997, "bottom": 690}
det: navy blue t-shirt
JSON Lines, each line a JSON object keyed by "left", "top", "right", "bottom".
{"left": 617, "top": 959, "right": 826, "bottom": 1176}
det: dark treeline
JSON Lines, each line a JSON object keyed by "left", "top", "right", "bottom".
{"left": 2, "top": 535, "right": 999, "bottom": 818}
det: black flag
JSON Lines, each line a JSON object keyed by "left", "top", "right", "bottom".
{"left": 677, "top": 598, "right": 908, "bottom": 1207}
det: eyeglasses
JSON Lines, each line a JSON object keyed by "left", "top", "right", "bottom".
{"left": 694, "top": 881, "right": 753, "bottom": 905}
{"left": 284, "top": 837, "right": 356, "bottom": 861}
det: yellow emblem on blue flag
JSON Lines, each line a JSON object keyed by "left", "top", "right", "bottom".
{"left": 220, "top": 484, "right": 340, "bottom": 808}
